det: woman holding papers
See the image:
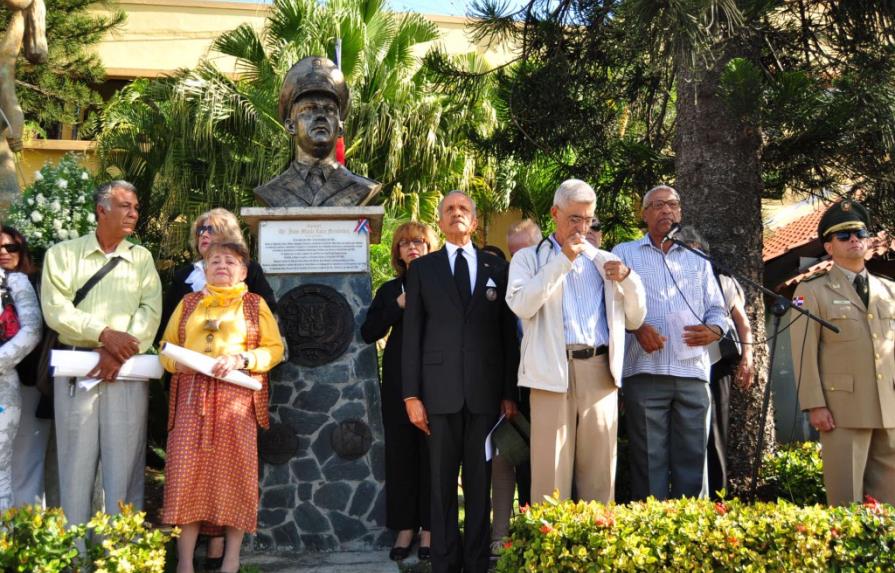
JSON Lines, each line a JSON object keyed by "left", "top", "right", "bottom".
{"left": 0, "top": 228, "right": 42, "bottom": 510}
{"left": 159, "top": 241, "right": 284, "bottom": 573}
{"left": 361, "top": 222, "right": 438, "bottom": 561}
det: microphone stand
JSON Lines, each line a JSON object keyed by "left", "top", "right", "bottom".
{"left": 664, "top": 234, "right": 839, "bottom": 500}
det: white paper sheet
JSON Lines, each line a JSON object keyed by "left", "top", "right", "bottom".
{"left": 160, "top": 343, "right": 262, "bottom": 391}
{"left": 51, "top": 350, "right": 164, "bottom": 380}
{"left": 665, "top": 310, "right": 704, "bottom": 361}
{"left": 484, "top": 414, "right": 506, "bottom": 462}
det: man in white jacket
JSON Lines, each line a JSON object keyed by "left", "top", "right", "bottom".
{"left": 506, "top": 179, "right": 646, "bottom": 504}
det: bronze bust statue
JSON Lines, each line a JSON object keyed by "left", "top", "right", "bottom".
{"left": 254, "top": 56, "right": 381, "bottom": 208}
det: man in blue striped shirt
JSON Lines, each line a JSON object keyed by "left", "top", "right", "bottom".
{"left": 612, "top": 185, "right": 727, "bottom": 500}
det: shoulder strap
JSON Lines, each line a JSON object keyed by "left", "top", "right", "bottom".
{"left": 73, "top": 255, "right": 125, "bottom": 307}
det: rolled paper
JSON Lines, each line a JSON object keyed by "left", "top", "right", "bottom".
{"left": 160, "top": 342, "right": 262, "bottom": 391}
{"left": 50, "top": 350, "right": 164, "bottom": 380}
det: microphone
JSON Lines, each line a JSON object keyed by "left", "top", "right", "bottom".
{"left": 663, "top": 222, "right": 682, "bottom": 243}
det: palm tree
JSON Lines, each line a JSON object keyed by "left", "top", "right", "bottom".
{"left": 97, "top": 0, "right": 498, "bottom": 261}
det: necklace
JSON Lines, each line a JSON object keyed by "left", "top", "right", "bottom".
{"left": 203, "top": 302, "right": 236, "bottom": 353}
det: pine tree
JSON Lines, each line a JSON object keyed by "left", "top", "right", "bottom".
{"left": 0, "top": 0, "right": 124, "bottom": 138}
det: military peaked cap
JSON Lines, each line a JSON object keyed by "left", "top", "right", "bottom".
{"left": 278, "top": 56, "right": 350, "bottom": 122}
{"left": 818, "top": 199, "right": 870, "bottom": 240}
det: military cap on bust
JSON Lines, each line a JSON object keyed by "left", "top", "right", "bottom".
{"left": 818, "top": 199, "right": 870, "bottom": 240}
{"left": 278, "top": 56, "right": 350, "bottom": 122}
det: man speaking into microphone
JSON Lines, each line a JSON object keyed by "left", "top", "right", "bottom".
{"left": 612, "top": 185, "right": 727, "bottom": 500}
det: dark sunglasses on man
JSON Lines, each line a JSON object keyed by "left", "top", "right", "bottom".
{"left": 830, "top": 228, "right": 870, "bottom": 242}
{"left": 0, "top": 243, "right": 22, "bottom": 254}
{"left": 589, "top": 222, "right": 602, "bottom": 233}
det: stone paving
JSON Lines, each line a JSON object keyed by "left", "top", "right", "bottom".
{"left": 240, "top": 549, "right": 433, "bottom": 573}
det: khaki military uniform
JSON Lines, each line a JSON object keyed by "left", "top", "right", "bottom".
{"left": 791, "top": 264, "right": 895, "bottom": 505}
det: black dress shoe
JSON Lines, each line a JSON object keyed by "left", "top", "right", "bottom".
{"left": 389, "top": 545, "right": 411, "bottom": 561}
{"left": 203, "top": 556, "right": 223, "bottom": 571}
{"left": 417, "top": 545, "right": 431, "bottom": 560}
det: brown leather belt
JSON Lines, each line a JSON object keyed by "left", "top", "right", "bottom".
{"left": 567, "top": 345, "right": 608, "bottom": 360}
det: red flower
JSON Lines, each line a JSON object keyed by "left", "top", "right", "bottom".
{"left": 540, "top": 524, "right": 552, "bottom": 534}
{"left": 503, "top": 541, "right": 513, "bottom": 550}
{"left": 714, "top": 502, "right": 727, "bottom": 516}
{"left": 796, "top": 524, "right": 808, "bottom": 534}
{"left": 831, "top": 527, "right": 841, "bottom": 539}
{"left": 520, "top": 504, "right": 530, "bottom": 514}
{"left": 864, "top": 495, "right": 884, "bottom": 514}
{"left": 594, "top": 516, "right": 611, "bottom": 528}
{"left": 726, "top": 536, "right": 739, "bottom": 546}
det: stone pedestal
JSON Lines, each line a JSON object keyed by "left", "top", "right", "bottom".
{"left": 242, "top": 207, "right": 389, "bottom": 551}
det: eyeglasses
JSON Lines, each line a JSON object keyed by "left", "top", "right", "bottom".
{"left": 589, "top": 223, "right": 602, "bottom": 232}
{"left": 831, "top": 229, "right": 869, "bottom": 242}
{"left": 567, "top": 215, "right": 596, "bottom": 226}
{"left": 398, "top": 238, "right": 426, "bottom": 248}
{"left": 196, "top": 224, "right": 217, "bottom": 236}
{"left": 648, "top": 199, "right": 681, "bottom": 211}
{"left": 0, "top": 243, "right": 22, "bottom": 254}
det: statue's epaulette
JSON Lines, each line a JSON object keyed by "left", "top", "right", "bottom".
{"left": 802, "top": 269, "right": 829, "bottom": 283}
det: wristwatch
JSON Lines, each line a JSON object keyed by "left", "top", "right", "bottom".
{"left": 239, "top": 353, "right": 250, "bottom": 369}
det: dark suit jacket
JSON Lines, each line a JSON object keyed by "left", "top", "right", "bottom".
{"left": 360, "top": 277, "right": 410, "bottom": 425}
{"left": 156, "top": 260, "right": 277, "bottom": 345}
{"left": 254, "top": 161, "right": 381, "bottom": 207}
{"left": 401, "top": 247, "right": 519, "bottom": 416}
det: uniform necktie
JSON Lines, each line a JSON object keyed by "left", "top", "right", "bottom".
{"left": 454, "top": 248, "right": 471, "bottom": 308}
{"left": 853, "top": 274, "right": 869, "bottom": 308}
{"left": 307, "top": 165, "right": 325, "bottom": 193}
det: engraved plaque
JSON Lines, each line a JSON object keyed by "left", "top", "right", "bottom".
{"left": 258, "top": 220, "right": 369, "bottom": 274}
{"left": 331, "top": 419, "right": 373, "bottom": 460}
{"left": 258, "top": 422, "right": 299, "bottom": 465}
{"left": 280, "top": 284, "right": 354, "bottom": 366}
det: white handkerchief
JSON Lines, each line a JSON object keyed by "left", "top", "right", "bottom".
{"left": 486, "top": 278, "right": 497, "bottom": 288}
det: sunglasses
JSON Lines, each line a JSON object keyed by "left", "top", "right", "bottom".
{"left": 196, "top": 224, "right": 217, "bottom": 236}
{"left": 0, "top": 243, "right": 22, "bottom": 254}
{"left": 831, "top": 229, "right": 869, "bottom": 242}
{"left": 589, "top": 223, "right": 602, "bottom": 232}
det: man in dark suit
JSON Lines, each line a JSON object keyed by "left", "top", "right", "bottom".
{"left": 254, "top": 56, "right": 380, "bottom": 207}
{"left": 402, "top": 191, "right": 520, "bottom": 573}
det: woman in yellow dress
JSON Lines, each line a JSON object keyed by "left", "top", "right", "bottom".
{"left": 159, "top": 241, "right": 284, "bottom": 573}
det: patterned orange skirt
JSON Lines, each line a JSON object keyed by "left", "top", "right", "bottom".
{"left": 162, "top": 372, "right": 259, "bottom": 533}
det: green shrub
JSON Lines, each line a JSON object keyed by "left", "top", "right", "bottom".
{"left": 497, "top": 495, "right": 895, "bottom": 572}
{"left": 0, "top": 503, "right": 176, "bottom": 572}
{"left": 760, "top": 441, "right": 825, "bottom": 505}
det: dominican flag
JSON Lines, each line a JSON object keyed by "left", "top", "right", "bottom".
{"left": 355, "top": 218, "right": 370, "bottom": 234}
{"left": 793, "top": 296, "right": 805, "bottom": 308}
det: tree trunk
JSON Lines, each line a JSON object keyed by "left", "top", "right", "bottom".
{"left": 674, "top": 47, "right": 773, "bottom": 496}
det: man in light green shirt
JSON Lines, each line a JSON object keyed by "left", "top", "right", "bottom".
{"left": 41, "top": 180, "right": 161, "bottom": 527}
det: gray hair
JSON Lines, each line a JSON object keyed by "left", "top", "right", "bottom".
{"left": 641, "top": 184, "right": 680, "bottom": 213}
{"left": 507, "top": 219, "right": 542, "bottom": 245}
{"left": 438, "top": 190, "right": 477, "bottom": 218}
{"left": 94, "top": 180, "right": 137, "bottom": 210}
{"left": 675, "top": 225, "right": 709, "bottom": 253}
{"left": 552, "top": 179, "right": 596, "bottom": 208}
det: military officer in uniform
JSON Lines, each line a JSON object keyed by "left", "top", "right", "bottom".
{"left": 254, "top": 56, "right": 380, "bottom": 207}
{"left": 791, "top": 199, "right": 895, "bottom": 506}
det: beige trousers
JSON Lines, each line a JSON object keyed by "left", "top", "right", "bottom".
{"left": 530, "top": 352, "right": 617, "bottom": 504}
{"left": 820, "top": 426, "right": 895, "bottom": 506}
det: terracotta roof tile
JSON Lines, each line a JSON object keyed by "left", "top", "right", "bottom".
{"left": 763, "top": 209, "right": 824, "bottom": 261}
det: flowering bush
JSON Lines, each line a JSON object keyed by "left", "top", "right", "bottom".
{"left": 497, "top": 495, "right": 895, "bottom": 572}
{"left": 760, "top": 441, "right": 826, "bottom": 505}
{"left": 6, "top": 154, "right": 97, "bottom": 256}
{"left": 0, "top": 503, "right": 175, "bottom": 572}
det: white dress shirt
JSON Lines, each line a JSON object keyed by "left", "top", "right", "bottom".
{"left": 444, "top": 240, "right": 477, "bottom": 293}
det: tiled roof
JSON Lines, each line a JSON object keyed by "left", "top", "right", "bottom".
{"left": 779, "top": 232, "right": 895, "bottom": 289}
{"left": 763, "top": 209, "right": 824, "bottom": 262}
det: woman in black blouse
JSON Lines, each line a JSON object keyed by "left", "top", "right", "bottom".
{"left": 361, "top": 221, "right": 438, "bottom": 561}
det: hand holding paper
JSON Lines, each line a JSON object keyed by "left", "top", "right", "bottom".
{"left": 161, "top": 343, "right": 261, "bottom": 391}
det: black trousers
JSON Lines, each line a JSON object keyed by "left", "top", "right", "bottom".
{"left": 708, "top": 369, "right": 731, "bottom": 499}
{"left": 384, "top": 421, "right": 431, "bottom": 531}
{"left": 428, "top": 408, "right": 496, "bottom": 573}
